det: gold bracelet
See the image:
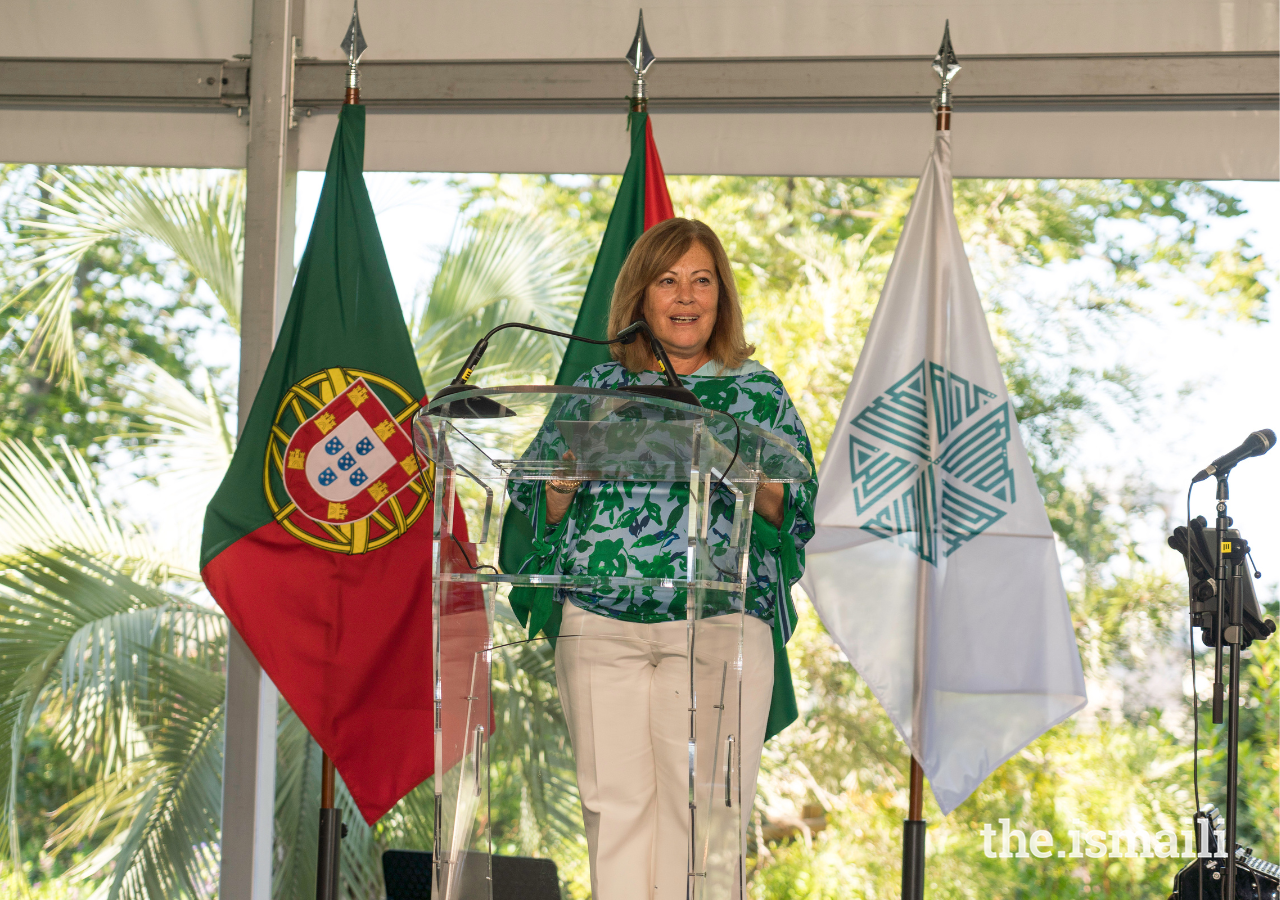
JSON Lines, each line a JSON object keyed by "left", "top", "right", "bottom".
{"left": 547, "top": 479, "right": 580, "bottom": 495}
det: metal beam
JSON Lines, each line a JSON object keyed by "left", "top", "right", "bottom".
{"left": 283, "top": 106, "right": 1274, "bottom": 180}
{"left": 0, "top": 58, "right": 248, "bottom": 108}
{"left": 0, "top": 52, "right": 1274, "bottom": 114}
{"left": 295, "top": 52, "right": 1279, "bottom": 112}
{"left": 221, "top": 0, "right": 300, "bottom": 897}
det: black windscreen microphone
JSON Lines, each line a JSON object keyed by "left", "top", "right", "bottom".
{"left": 1192, "top": 428, "right": 1276, "bottom": 483}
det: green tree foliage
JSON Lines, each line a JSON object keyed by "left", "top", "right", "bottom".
{"left": 460, "top": 174, "right": 1265, "bottom": 463}
{"left": 12, "top": 718, "right": 95, "bottom": 881}
{"left": 0, "top": 166, "right": 229, "bottom": 461}
{"left": 1197, "top": 604, "right": 1280, "bottom": 855}
{"left": 411, "top": 210, "right": 590, "bottom": 394}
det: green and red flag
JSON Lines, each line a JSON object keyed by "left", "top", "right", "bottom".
{"left": 202, "top": 104, "right": 476, "bottom": 824}
{"left": 497, "top": 112, "right": 673, "bottom": 585}
{"left": 553, "top": 110, "right": 674, "bottom": 385}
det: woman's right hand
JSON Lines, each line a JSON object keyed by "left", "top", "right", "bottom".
{"left": 545, "top": 450, "right": 580, "bottom": 525}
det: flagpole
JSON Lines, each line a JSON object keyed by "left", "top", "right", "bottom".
{"left": 314, "top": 8, "right": 366, "bottom": 900}
{"left": 901, "top": 22, "right": 961, "bottom": 900}
{"left": 343, "top": 0, "right": 363, "bottom": 107}
{"left": 903, "top": 757, "right": 926, "bottom": 899}
{"left": 627, "top": 9, "right": 655, "bottom": 115}
{"left": 932, "top": 20, "right": 958, "bottom": 136}
{"left": 316, "top": 754, "right": 342, "bottom": 900}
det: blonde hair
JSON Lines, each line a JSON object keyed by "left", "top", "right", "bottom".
{"left": 607, "top": 217, "right": 754, "bottom": 373}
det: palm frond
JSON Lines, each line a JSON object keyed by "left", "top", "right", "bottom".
{"left": 272, "top": 707, "right": 323, "bottom": 900}
{"left": 489, "top": 608, "right": 582, "bottom": 856}
{"left": 335, "top": 777, "right": 383, "bottom": 900}
{"left": 112, "top": 360, "right": 234, "bottom": 474}
{"left": 376, "top": 780, "right": 435, "bottom": 856}
{"left": 50, "top": 648, "right": 225, "bottom": 900}
{"left": 272, "top": 706, "right": 385, "bottom": 900}
{"left": 108, "top": 360, "right": 235, "bottom": 570}
{"left": 44, "top": 758, "right": 152, "bottom": 874}
{"left": 108, "top": 650, "right": 223, "bottom": 900}
{"left": 0, "top": 549, "right": 195, "bottom": 882}
{"left": 1, "top": 645, "right": 60, "bottom": 892}
{"left": 4, "top": 167, "right": 244, "bottom": 384}
{"left": 0, "top": 439, "right": 181, "bottom": 581}
{"left": 413, "top": 212, "right": 590, "bottom": 394}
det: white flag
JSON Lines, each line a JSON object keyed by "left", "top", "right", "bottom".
{"left": 801, "top": 131, "right": 1087, "bottom": 814}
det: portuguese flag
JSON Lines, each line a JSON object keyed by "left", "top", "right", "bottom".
{"left": 202, "top": 104, "right": 476, "bottom": 824}
{"left": 498, "top": 111, "right": 673, "bottom": 578}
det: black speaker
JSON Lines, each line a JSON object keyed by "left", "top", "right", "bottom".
{"left": 382, "top": 850, "right": 560, "bottom": 900}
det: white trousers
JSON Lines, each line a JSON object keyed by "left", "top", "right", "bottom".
{"left": 555, "top": 600, "right": 774, "bottom": 900}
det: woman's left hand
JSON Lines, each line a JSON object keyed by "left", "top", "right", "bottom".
{"left": 754, "top": 480, "right": 785, "bottom": 528}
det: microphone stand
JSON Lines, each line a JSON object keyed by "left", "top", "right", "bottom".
{"left": 1170, "top": 455, "right": 1277, "bottom": 900}
{"left": 1212, "top": 473, "right": 1246, "bottom": 900}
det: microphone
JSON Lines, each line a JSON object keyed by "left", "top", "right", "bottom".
{"left": 429, "top": 321, "right": 701, "bottom": 417}
{"left": 1192, "top": 429, "right": 1276, "bottom": 483}
{"left": 611, "top": 320, "right": 694, "bottom": 404}
{"left": 614, "top": 320, "right": 646, "bottom": 345}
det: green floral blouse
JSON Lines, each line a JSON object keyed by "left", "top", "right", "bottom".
{"left": 506, "top": 359, "right": 817, "bottom": 639}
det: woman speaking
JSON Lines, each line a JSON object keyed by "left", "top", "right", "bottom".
{"left": 509, "top": 217, "right": 816, "bottom": 899}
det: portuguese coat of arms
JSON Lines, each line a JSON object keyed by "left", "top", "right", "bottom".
{"left": 283, "top": 377, "right": 420, "bottom": 525}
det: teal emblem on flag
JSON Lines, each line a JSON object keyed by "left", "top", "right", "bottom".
{"left": 849, "top": 360, "right": 1014, "bottom": 563}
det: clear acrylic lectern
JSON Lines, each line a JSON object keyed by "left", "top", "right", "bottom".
{"left": 412, "top": 386, "right": 811, "bottom": 900}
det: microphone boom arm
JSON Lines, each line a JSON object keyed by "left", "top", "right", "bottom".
{"left": 434, "top": 320, "right": 701, "bottom": 408}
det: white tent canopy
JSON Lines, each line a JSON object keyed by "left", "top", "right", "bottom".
{"left": 3, "top": 0, "right": 1277, "bottom": 178}
{"left": 1, "top": 1, "right": 1277, "bottom": 897}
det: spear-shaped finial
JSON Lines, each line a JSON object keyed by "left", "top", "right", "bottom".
{"left": 932, "top": 20, "right": 960, "bottom": 130}
{"left": 625, "top": 10, "right": 656, "bottom": 112}
{"left": 341, "top": 0, "right": 368, "bottom": 105}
